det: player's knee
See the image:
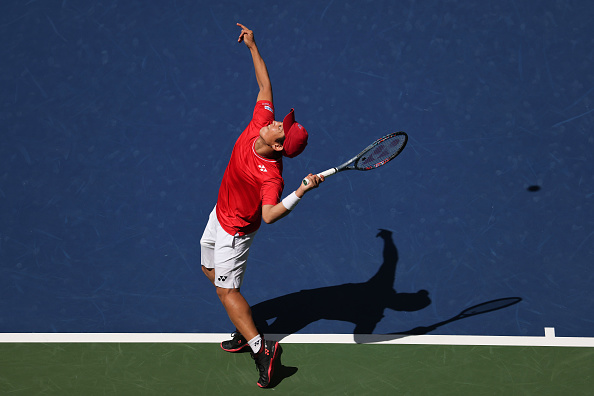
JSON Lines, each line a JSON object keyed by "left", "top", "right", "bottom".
{"left": 215, "top": 286, "right": 240, "bottom": 301}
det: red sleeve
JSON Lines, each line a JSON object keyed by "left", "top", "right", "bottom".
{"left": 261, "top": 176, "right": 284, "bottom": 206}
{"left": 252, "top": 100, "right": 275, "bottom": 129}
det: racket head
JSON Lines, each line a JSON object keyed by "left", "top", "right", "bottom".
{"left": 351, "top": 132, "right": 408, "bottom": 171}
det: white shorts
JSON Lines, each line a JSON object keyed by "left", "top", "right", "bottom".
{"left": 200, "top": 206, "right": 257, "bottom": 289}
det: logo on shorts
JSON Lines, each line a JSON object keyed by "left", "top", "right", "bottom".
{"left": 218, "top": 276, "right": 227, "bottom": 282}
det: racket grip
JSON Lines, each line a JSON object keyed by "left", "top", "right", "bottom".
{"left": 302, "top": 168, "right": 337, "bottom": 186}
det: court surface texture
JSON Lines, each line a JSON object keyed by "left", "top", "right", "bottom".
{"left": 1, "top": 0, "right": 593, "bottom": 394}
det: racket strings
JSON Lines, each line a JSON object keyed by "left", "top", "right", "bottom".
{"left": 357, "top": 135, "right": 406, "bottom": 170}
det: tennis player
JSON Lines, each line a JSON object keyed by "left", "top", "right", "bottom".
{"left": 200, "top": 23, "right": 323, "bottom": 388}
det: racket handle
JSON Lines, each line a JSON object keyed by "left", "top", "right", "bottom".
{"left": 302, "top": 168, "right": 337, "bottom": 186}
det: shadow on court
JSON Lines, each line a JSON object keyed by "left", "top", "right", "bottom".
{"left": 252, "top": 229, "right": 431, "bottom": 343}
{"left": 253, "top": 229, "right": 523, "bottom": 345}
{"left": 391, "top": 296, "right": 523, "bottom": 336}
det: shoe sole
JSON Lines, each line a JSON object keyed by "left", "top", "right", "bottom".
{"left": 257, "top": 341, "right": 279, "bottom": 388}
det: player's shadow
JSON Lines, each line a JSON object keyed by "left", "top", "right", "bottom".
{"left": 252, "top": 229, "right": 431, "bottom": 343}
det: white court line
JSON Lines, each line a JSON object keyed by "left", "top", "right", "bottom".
{"left": 1, "top": 328, "right": 593, "bottom": 347}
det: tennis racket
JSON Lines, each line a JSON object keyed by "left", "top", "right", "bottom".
{"left": 303, "top": 132, "right": 408, "bottom": 186}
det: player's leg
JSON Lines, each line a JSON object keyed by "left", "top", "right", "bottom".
{"left": 216, "top": 287, "right": 259, "bottom": 342}
{"left": 213, "top": 231, "right": 260, "bottom": 345}
{"left": 213, "top": 231, "right": 280, "bottom": 387}
{"left": 216, "top": 287, "right": 279, "bottom": 388}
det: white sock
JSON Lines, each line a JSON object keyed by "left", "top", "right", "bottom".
{"left": 247, "top": 334, "right": 263, "bottom": 354}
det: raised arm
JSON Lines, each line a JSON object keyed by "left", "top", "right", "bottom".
{"left": 237, "top": 23, "right": 272, "bottom": 103}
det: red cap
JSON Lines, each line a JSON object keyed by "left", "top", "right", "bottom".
{"left": 282, "top": 109, "right": 308, "bottom": 158}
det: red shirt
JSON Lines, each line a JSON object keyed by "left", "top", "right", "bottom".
{"left": 216, "top": 101, "right": 284, "bottom": 236}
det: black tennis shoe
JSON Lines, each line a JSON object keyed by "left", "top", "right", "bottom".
{"left": 220, "top": 331, "right": 249, "bottom": 352}
{"left": 252, "top": 340, "right": 279, "bottom": 388}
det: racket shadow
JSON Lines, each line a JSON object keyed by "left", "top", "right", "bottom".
{"left": 252, "top": 229, "right": 431, "bottom": 343}
{"left": 391, "top": 297, "right": 523, "bottom": 336}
